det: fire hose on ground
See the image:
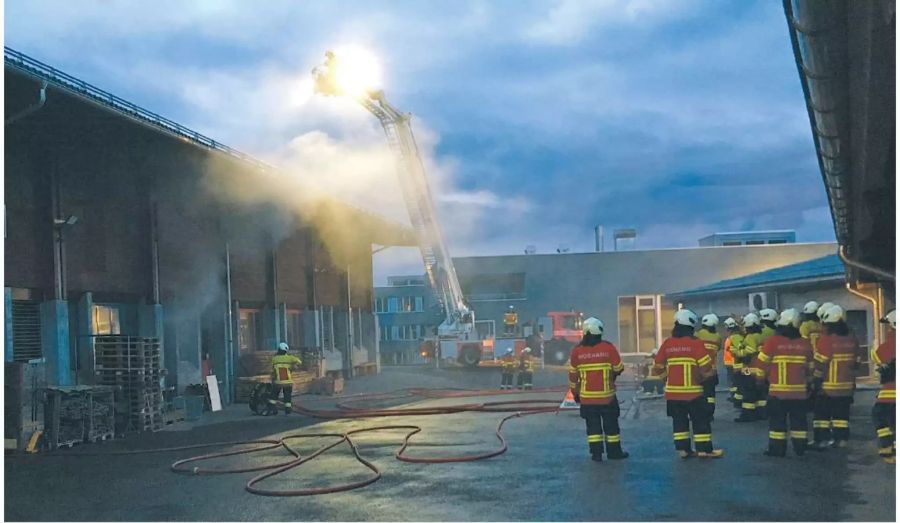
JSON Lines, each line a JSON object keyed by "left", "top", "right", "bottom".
{"left": 17, "top": 387, "right": 600, "bottom": 497}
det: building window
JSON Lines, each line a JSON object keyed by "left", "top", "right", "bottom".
{"left": 387, "top": 297, "right": 399, "bottom": 312}
{"left": 618, "top": 295, "right": 665, "bottom": 354}
{"left": 415, "top": 296, "right": 424, "bottom": 312}
{"left": 93, "top": 304, "right": 121, "bottom": 335}
{"left": 239, "top": 308, "right": 261, "bottom": 353}
{"left": 722, "top": 241, "right": 742, "bottom": 246}
{"left": 380, "top": 325, "right": 390, "bottom": 341}
{"left": 767, "top": 239, "right": 787, "bottom": 244}
{"left": 745, "top": 240, "right": 765, "bottom": 245}
{"left": 391, "top": 326, "right": 399, "bottom": 340}
{"left": 286, "top": 309, "right": 303, "bottom": 349}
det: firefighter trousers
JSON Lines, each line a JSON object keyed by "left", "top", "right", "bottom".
{"left": 873, "top": 402, "right": 896, "bottom": 456}
{"left": 702, "top": 376, "right": 718, "bottom": 418}
{"left": 580, "top": 400, "right": 624, "bottom": 458}
{"left": 500, "top": 372, "right": 514, "bottom": 389}
{"left": 736, "top": 372, "right": 759, "bottom": 418}
{"left": 813, "top": 395, "right": 852, "bottom": 443}
{"left": 766, "top": 397, "right": 808, "bottom": 456}
{"left": 517, "top": 371, "right": 533, "bottom": 390}
{"left": 269, "top": 383, "right": 293, "bottom": 413}
{"left": 667, "top": 397, "right": 714, "bottom": 452}
{"left": 725, "top": 366, "right": 736, "bottom": 397}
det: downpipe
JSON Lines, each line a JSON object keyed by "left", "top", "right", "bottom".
{"left": 838, "top": 245, "right": 895, "bottom": 282}
{"left": 6, "top": 80, "right": 48, "bottom": 125}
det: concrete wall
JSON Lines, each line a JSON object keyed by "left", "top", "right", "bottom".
{"left": 452, "top": 243, "right": 837, "bottom": 349}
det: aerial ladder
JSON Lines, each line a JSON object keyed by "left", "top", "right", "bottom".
{"left": 312, "top": 51, "right": 480, "bottom": 364}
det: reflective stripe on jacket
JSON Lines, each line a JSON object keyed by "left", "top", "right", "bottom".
{"left": 272, "top": 354, "right": 302, "bottom": 384}
{"left": 814, "top": 334, "right": 859, "bottom": 397}
{"left": 568, "top": 341, "right": 624, "bottom": 405}
{"left": 872, "top": 333, "right": 896, "bottom": 403}
{"left": 696, "top": 328, "right": 722, "bottom": 361}
{"left": 752, "top": 335, "right": 813, "bottom": 400}
{"left": 653, "top": 336, "right": 713, "bottom": 401}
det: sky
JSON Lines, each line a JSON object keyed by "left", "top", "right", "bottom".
{"left": 4, "top": 0, "right": 836, "bottom": 283}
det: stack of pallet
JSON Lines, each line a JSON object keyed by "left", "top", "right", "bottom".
{"left": 42, "top": 386, "right": 116, "bottom": 450}
{"left": 94, "top": 336, "right": 164, "bottom": 432}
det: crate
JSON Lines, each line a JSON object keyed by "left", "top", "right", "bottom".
{"left": 42, "top": 386, "right": 117, "bottom": 450}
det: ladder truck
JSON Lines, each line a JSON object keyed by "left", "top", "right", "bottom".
{"left": 312, "top": 51, "right": 483, "bottom": 366}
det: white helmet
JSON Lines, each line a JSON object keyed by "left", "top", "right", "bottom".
{"left": 881, "top": 310, "right": 896, "bottom": 329}
{"left": 821, "top": 304, "right": 845, "bottom": 324}
{"left": 759, "top": 308, "right": 778, "bottom": 322}
{"left": 816, "top": 302, "right": 834, "bottom": 320}
{"left": 723, "top": 317, "right": 738, "bottom": 329}
{"left": 803, "top": 301, "right": 820, "bottom": 314}
{"left": 701, "top": 314, "right": 719, "bottom": 328}
{"left": 506, "top": 348, "right": 514, "bottom": 355}
{"left": 775, "top": 308, "right": 801, "bottom": 327}
{"left": 277, "top": 342, "right": 289, "bottom": 352}
{"left": 508, "top": 305, "right": 515, "bottom": 310}
{"left": 582, "top": 317, "right": 604, "bottom": 335}
{"left": 523, "top": 347, "right": 532, "bottom": 353}
{"left": 743, "top": 312, "right": 760, "bottom": 327}
{"left": 674, "top": 309, "right": 699, "bottom": 327}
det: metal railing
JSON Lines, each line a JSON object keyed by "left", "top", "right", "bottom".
{"left": 4, "top": 46, "right": 275, "bottom": 173}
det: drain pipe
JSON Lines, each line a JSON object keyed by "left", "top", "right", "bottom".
{"left": 845, "top": 281, "right": 881, "bottom": 358}
{"left": 6, "top": 80, "right": 48, "bottom": 125}
{"left": 838, "top": 245, "right": 895, "bottom": 282}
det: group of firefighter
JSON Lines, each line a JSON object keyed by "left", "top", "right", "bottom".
{"left": 565, "top": 302, "right": 896, "bottom": 463}
{"left": 499, "top": 346, "right": 535, "bottom": 390}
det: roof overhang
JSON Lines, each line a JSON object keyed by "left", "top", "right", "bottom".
{"left": 668, "top": 275, "right": 846, "bottom": 300}
{"left": 783, "top": 1, "right": 895, "bottom": 286}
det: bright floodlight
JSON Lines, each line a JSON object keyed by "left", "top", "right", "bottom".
{"left": 312, "top": 46, "right": 381, "bottom": 98}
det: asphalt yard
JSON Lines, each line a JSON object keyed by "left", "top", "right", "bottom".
{"left": 5, "top": 366, "right": 895, "bottom": 521}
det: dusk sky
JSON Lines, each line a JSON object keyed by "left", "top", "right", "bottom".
{"left": 5, "top": 0, "right": 835, "bottom": 283}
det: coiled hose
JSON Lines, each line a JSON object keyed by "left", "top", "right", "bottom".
{"left": 24, "top": 387, "right": 567, "bottom": 497}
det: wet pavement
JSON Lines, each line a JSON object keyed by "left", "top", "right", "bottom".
{"left": 5, "top": 367, "right": 895, "bottom": 521}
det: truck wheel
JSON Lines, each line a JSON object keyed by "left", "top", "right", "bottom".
{"left": 460, "top": 346, "right": 481, "bottom": 367}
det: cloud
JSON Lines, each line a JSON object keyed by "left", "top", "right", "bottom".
{"left": 4, "top": 0, "right": 837, "bottom": 285}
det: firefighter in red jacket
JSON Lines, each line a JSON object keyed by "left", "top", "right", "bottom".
{"left": 873, "top": 310, "right": 896, "bottom": 464}
{"left": 810, "top": 304, "right": 860, "bottom": 450}
{"left": 568, "top": 317, "right": 628, "bottom": 462}
{"left": 749, "top": 308, "right": 813, "bottom": 457}
{"left": 653, "top": 309, "right": 724, "bottom": 459}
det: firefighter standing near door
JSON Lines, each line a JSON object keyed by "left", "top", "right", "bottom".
{"left": 500, "top": 348, "right": 517, "bottom": 390}
{"left": 568, "top": 317, "right": 629, "bottom": 462}
{"left": 653, "top": 309, "right": 724, "bottom": 458}
{"left": 696, "top": 314, "right": 722, "bottom": 418}
{"left": 872, "top": 310, "right": 896, "bottom": 463}
{"left": 811, "top": 304, "right": 860, "bottom": 450}
{"left": 269, "top": 342, "right": 303, "bottom": 415}
{"left": 734, "top": 312, "right": 764, "bottom": 422}
{"left": 504, "top": 306, "right": 518, "bottom": 336}
{"left": 723, "top": 317, "right": 741, "bottom": 404}
{"left": 749, "top": 308, "right": 813, "bottom": 457}
{"left": 517, "top": 347, "right": 534, "bottom": 390}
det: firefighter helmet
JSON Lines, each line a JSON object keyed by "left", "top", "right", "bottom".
{"left": 582, "top": 317, "right": 604, "bottom": 335}
{"left": 674, "top": 309, "right": 699, "bottom": 327}
{"left": 743, "top": 312, "right": 760, "bottom": 327}
{"left": 759, "top": 308, "right": 778, "bottom": 322}
{"left": 822, "top": 304, "right": 845, "bottom": 324}
{"left": 506, "top": 348, "right": 514, "bottom": 355}
{"left": 881, "top": 309, "right": 896, "bottom": 329}
{"left": 701, "top": 314, "right": 719, "bottom": 328}
{"left": 523, "top": 347, "right": 532, "bottom": 353}
{"left": 816, "top": 302, "right": 834, "bottom": 320}
{"left": 723, "top": 317, "right": 738, "bottom": 329}
{"left": 776, "top": 308, "right": 801, "bottom": 327}
{"left": 803, "top": 301, "right": 820, "bottom": 314}
{"left": 277, "top": 342, "right": 289, "bottom": 353}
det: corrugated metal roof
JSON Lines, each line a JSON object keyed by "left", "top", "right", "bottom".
{"left": 671, "top": 254, "right": 844, "bottom": 296}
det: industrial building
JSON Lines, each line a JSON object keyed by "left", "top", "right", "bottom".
{"left": 4, "top": 47, "right": 413, "bottom": 428}
{"left": 374, "top": 275, "right": 439, "bottom": 365}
